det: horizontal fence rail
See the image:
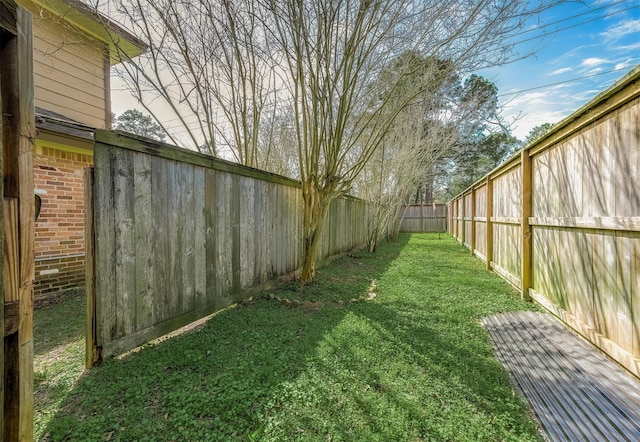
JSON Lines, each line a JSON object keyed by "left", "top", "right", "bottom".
{"left": 87, "top": 131, "right": 366, "bottom": 362}
{"left": 448, "top": 66, "right": 640, "bottom": 378}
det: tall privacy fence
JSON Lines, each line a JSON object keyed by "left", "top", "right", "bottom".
{"left": 448, "top": 66, "right": 640, "bottom": 377}
{"left": 85, "top": 131, "right": 366, "bottom": 365}
{"left": 399, "top": 204, "right": 447, "bottom": 233}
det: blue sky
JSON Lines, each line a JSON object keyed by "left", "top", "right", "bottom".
{"left": 481, "top": 0, "right": 640, "bottom": 140}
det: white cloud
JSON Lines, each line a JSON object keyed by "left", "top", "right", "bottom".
{"left": 548, "top": 67, "right": 572, "bottom": 75}
{"left": 573, "top": 89, "right": 602, "bottom": 102}
{"left": 601, "top": 19, "right": 640, "bottom": 42}
{"left": 614, "top": 60, "right": 634, "bottom": 70}
{"left": 510, "top": 110, "right": 569, "bottom": 140}
{"left": 504, "top": 91, "right": 554, "bottom": 108}
{"left": 581, "top": 57, "right": 609, "bottom": 67}
{"left": 614, "top": 42, "right": 640, "bottom": 52}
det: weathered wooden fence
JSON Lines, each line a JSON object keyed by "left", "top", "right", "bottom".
{"left": 449, "top": 66, "right": 640, "bottom": 377}
{"left": 399, "top": 204, "right": 447, "bottom": 233}
{"left": 86, "top": 131, "right": 366, "bottom": 363}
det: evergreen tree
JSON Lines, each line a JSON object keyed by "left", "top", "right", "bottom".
{"left": 112, "top": 109, "right": 166, "bottom": 142}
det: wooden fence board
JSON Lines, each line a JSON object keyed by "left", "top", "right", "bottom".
{"left": 632, "top": 232, "right": 640, "bottom": 356}
{"left": 114, "top": 149, "right": 135, "bottom": 338}
{"left": 167, "top": 161, "right": 181, "bottom": 317}
{"left": 94, "top": 145, "right": 116, "bottom": 343}
{"left": 239, "top": 176, "right": 255, "bottom": 290}
{"left": 616, "top": 231, "right": 636, "bottom": 354}
{"left": 612, "top": 104, "right": 640, "bottom": 216}
{"left": 179, "top": 162, "right": 196, "bottom": 314}
{"left": 475, "top": 185, "right": 487, "bottom": 218}
{"left": 564, "top": 229, "right": 594, "bottom": 330}
{"left": 451, "top": 83, "right": 640, "bottom": 377}
{"left": 475, "top": 222, "right": 487, "bottom": 259}
{"left": 133, "top": 153, "right": 154, "bottom": 331}
{"left": 194, "top": 169, "right": 206, "bottom": 307}
{"left": 492, "top": 223, "right": 521, "bottom": 287}
{"left": 91, "top": 131, "right": 367, "bottom": 360}
{"left": 204, "top": 169, "right": 217, "bottom": 305}
{"left": 151, "top": 155, "right": 169, "bottom": 324}
{"left": 215, "top": 171, "right": 233, "bottom": 304}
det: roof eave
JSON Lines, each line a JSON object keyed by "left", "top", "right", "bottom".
{"left": 22, "top": 0, "right": 147, "bottom": 64}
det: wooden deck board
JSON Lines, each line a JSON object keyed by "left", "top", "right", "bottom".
{"left": 483, "top": 311, "right": 640, "bottom": 442}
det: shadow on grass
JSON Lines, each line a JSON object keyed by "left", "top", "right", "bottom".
{"left": 41, "top": 234, "right": 540, "bottom": 441}
{"left": 40, "top": 237, "right": 408, "bottom": 442}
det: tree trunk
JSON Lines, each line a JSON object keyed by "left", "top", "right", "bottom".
{"left": 299, "top": 184, "right": 331, "bottom": 283}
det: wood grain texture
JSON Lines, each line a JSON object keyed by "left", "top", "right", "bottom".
{"left": 84, "top": 168, "right": 99, "bottom": 367}
{"left": 91, "top": 134, "right": 368, "bottom": 360}
{"left": 3, "top": 199, "right": 18, "bottom": 303}
{"left": 1, "top": 6, "right": 36, "bottom": 438}
{"left": 133, "top": 153, "right": 154, "bottom": 331}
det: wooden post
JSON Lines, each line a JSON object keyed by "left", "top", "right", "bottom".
{"left": 84, "top": 168, "right": 100, "bottom": 367}
{"left": 470, "top": 188, "right": 476, "bottom": 256}
{"left": 454, "top": 199, "right": 459, "bottom": 240}
{"left": 521, "top": 150, "right": 533, "bottom": 301}
{"left": 485, "top": 176, "right": 494, "bottom": 271}
{"left": 451, "top": 202, "right": 456, "bottom": 237}
{"left": 460, "top": 195, "right": 466, "bottom": 246}
{"left": 1, "top": 2, "right": 35, "bottom": 439}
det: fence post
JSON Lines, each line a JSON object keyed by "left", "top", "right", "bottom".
{"left": 452, "top": 202, "right": 456, "bottom": 238}
{"left": 84, "top": 168, "right": 100, "bottom": 367}
{"left": 460, "top": 195, "right": 466, "bottom": 246}
{"left": 1, "top": 4, "right": 35, "bottom": 439}
{"left": 485, "top": 176, "right": 493, "bottom": 271}
{"left": 470, "top": 187, "right": 476, "bottom": 256}
{"left": 520, "top": 150, "right": 533, "bottom": 301}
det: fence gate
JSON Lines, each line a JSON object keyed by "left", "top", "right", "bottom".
{"left": 1, "top": 0, "right": 37, "bottom": 439}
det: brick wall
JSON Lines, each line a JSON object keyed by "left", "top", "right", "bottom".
{"left": 34, "top": 145, "right": 93, "bottom": 299}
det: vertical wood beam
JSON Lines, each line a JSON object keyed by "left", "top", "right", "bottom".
{"left": 84, "top": 168, "right": 99, "bottom": 367}
{"left": 451, "top": 202, "right": 455, "bottom": 237}
{"left": 456, "top": 200, "right": 460, "bottom": 239}
{"left": 0, "top": 24, "right": 5, "bottom": 436}
{"left": 1, "top": 4, "right": 35, "bottom": 440}
{"left": 521, "top": 150, "right": 533, "bottom": 301}
{"left": 470, "top": 188, "right": 476, "bottom": 256}
{"left": 485, "top": 176, "right": 494, "bottom": 271}
{"left": 460, "top": 195, "right": 466, "bottom": 245}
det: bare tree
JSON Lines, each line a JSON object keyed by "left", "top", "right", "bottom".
{"left": 358, "top": 102, "right": 463, "bottom": 252}
{"left": 256, "top": 107, "right": 301, "bottom": 178}
{"left": 104, "top": 0, "right": 279, "bottom": 164}
{"left": 264, "top": 0, "right": 559, "bottom": 281}
{"left": 97, "top": 0, "right": 559, "bottom": 282}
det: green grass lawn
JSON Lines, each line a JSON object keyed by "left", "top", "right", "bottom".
{"left": 36, "top": 233, "right": 542, "bottom": 441}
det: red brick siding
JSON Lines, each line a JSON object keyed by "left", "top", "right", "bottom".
{"left": 35, "top": 254, "right": 85, "bottom": 298}
{"left": 34, "top": 146, "right": 93, "bottom": 298}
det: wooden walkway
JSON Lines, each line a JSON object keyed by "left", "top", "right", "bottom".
{"left": 482, "top": 311, "right": 640, "bottom": 442}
